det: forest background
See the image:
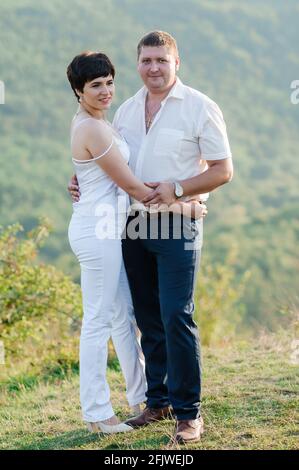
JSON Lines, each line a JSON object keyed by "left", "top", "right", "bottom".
{"left": 1, "top": 0, "right": 298, "bottom": 330}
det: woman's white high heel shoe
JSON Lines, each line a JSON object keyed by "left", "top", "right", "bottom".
{"left": 86, "top": 421, "right": 133, "bottom": 434}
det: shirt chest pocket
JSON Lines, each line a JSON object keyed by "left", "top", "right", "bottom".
{"left": 153, "top": 128, "right": 184, "bottom": 157}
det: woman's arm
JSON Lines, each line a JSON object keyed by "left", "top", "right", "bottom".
{"left": 71, "top": 120, "right": 207, "bottom": 218}
{"left": 85, "top": 121, "right": 152, "bottom": 201}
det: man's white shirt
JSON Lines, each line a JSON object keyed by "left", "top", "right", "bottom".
{"left": 113, "top": 77, "right": 232, "bottom": 207}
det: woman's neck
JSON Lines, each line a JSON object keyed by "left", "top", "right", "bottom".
{"left": 76, "top": 104, "right": 104, "bottom": 120}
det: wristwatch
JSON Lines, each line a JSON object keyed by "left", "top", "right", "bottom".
{"left": 173, "top": 181, "right": 184, "bottom": 198}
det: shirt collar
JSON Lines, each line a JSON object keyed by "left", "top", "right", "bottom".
{"left": 134, "top": 77, "right": 185, "bottom": 104}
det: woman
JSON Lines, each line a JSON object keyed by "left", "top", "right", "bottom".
{"left": 66, "top": 51, "right": 206, "bottom": 434}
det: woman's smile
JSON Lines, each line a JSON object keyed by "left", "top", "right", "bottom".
{"left": 99, "top": 96, "right": 112, "bottom": 103}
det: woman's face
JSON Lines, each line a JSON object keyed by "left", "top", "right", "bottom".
{"left": 79, "top": 74, "right": 115, "bottom": 111}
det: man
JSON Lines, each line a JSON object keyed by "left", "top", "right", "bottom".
{"left": 69, "top": 31, "right": 233, "bottom": 444}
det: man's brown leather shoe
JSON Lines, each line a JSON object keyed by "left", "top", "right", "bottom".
{"left": 125, "top": 406, "right": 172, "bottom": 428}
{"left": 172, "top": 417, "right": 204, "bottom": 444}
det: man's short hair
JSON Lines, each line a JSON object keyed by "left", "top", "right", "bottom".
{"left": 137, "top": 31, "right": 179, "bottom": 59}
{"left": 67, "top": 51, "right": 115, "bottom": 102}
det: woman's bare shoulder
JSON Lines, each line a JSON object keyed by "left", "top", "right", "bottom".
{"left": 82, "top": 118, "right": 112, "bottom": 137}
{"left": 72, "top": 117, "right": 112, "bottom": 142}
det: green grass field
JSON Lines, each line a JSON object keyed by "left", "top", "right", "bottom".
{"left": 0, "top": 334, "right": 298, "bottom": 450}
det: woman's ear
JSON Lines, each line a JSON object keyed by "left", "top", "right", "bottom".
{"left": 75, "top": 89, "right": 83, "bottom": 101}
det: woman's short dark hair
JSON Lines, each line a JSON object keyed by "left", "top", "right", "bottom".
{"left": 67, "top": 51, "right": 115, "bottom": 102}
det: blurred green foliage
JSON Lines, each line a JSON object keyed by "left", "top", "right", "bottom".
{"left": 0, "top": 220, "right": 82, "bottom": 383}
{"left": 195, "top": 248, "right": 250, "bottom": 345}
{"left": 0, "top": 0, "right": 298, "bottom": 328}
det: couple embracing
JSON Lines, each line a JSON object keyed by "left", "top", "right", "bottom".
{"left": 66, "top": 30, "right": 233, "bottom": 444}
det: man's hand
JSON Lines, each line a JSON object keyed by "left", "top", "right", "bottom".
{"left": 142, "top": 182, "right": 176, "bottom": 206}
{"left": 68, "top": 174, "right": 80, "bottom": 202}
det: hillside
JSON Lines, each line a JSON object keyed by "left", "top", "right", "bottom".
{"left": 0, "top": 0, "right": 299, "bottom": 327}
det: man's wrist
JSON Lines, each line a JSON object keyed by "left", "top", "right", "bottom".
{"left": 173, "top": 181, "right": 184, "bottom": 198}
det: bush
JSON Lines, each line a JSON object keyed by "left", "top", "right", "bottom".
{"left": 0, "top": 220, "right": 82, "bottom": 383}
{"left": 195, "top": 250, "right": 249, "bottom": 346}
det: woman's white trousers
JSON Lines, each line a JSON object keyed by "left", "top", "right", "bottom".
{"left": 68, "top": 214, "right": 146, "bottom": 422}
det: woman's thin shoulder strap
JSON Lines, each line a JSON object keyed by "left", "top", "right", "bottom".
{"left": 72, "top": 138, "right": 114, "bottom": 163}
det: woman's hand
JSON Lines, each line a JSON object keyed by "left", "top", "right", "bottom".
{"left": 186, "top": 200, "right": 208, "bottom": 219}
{"left": 147, "top": 199, "right": 208, "bottom": 219}
{"left": 141, "top": 183, "right": 207, "bottom": 220}
{"left": 168, "top": 199, "right": 208, "bottom": 219}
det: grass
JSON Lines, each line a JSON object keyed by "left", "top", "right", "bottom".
{"left": 0, "top": 335, "right": 298, "bottom": 450}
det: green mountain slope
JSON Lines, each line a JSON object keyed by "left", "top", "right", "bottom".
{"left": 0, "top": 0, "right": 298, "bottom": 327}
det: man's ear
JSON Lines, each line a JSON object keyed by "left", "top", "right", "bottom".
{"left": 175, "top": 56, "right": 180, "bottom": 71}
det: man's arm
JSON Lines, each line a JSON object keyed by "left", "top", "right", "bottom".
{"left": 180, "top": 157, "right": 233, "bottom": 196}
{"left": 142, "top": 157, "right": 233, "bottom": 206}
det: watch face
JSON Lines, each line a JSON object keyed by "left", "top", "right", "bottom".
{"left": 175, "top": 184, "right": 183, "bottom": 197}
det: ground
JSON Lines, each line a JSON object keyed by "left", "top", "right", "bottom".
{"left": 0, "top": 336, "right": 298, "bottom": 450}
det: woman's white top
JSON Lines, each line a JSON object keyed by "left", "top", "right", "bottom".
{"left": 71, "top": 118, "right": 130, "bottom": 217}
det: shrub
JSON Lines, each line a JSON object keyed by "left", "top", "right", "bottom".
{"left": 0, "top": 219, "right": 82, "bottom": 383}
{"left": 195, "top": 251, "right": 249, "bottom": 346}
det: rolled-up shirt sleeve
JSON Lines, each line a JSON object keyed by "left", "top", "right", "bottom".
{"left": 198, "top": 100, "right": 232, "bottom": 161}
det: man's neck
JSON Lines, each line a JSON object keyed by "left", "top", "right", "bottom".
{"left": 146, "top": 78, "right": 177, "bottom": 103}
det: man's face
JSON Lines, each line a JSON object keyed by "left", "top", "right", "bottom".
{"left": 137, "top": 46, "right": 179, "bottom": 93}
